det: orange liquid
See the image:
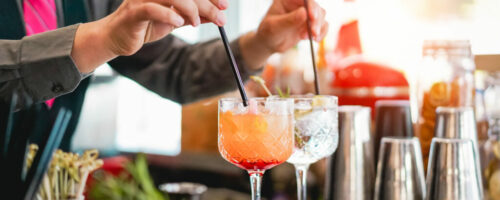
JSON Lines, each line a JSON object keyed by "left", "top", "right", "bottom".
{"left": 218, "top": 111, "right": 294, "bottom": 171}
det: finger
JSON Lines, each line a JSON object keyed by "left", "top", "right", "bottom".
{"left": 136, "top": 3, "right": 184, "bottom": 27}
{"left": 300, "top": 29, "right": 308, "bottom": 40}
{"left": 307, "top": 0, "right": 318, "bottom": 20}
{"left": 315, "top": 21, "right": 328, "bottom": 42}
{"left": 270, "top": 7, "right": 307, "bottom": 31}
{"left": 194, "top": 0, "right": 226, "bottom": 26}
{"left": 209, "top": 0, "right": 228, "bottom": 10}
{"left": 162, "top": 0, "right": 200, "bottom": 26}
{"left": 145, "top": 22, "right": 176, "bottom": 43}
{"left": 312, "top": 7, "right": 325, "bottom": 36}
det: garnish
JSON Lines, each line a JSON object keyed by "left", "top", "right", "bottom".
{"left": 88, "top": 153, "right": 167, "bottom": 200}
{"left": 276, "top": 86, "right": 291, "bottom": 98}
{"left": 250, "top": 76, "right": 272, "bottom": 97}
{"left": 26, "top": 144, "right": 103, "bottom": 200}
{"left": 250, "top": 76, "right": 290, "bottom": 98}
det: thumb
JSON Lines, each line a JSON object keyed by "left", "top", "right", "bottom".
{"left": 270, "top": 7, "right": 307, "bottom": 30}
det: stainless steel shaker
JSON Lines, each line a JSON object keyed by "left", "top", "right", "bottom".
{"left": 374, "top": 137, "right": 426, "bottom": 200}
{"left": 324, "top": 106, "right": 374, "bottom": 200}
{"left": 435, "top": 107, "right": 478, "bottom": 146}
{"left": 426, "top": 138, "right": 483, "bottom": 200}
{"left": 434, "top": 106, "right": 484, "bottom": 198}
{"left": 374, "top": 100, "right": 414, "bottom": 162}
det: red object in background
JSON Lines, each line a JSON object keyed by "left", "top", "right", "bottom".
{"left": 330, "top": 61, "right": 410, "bottom": 118}
{"left": 85, "top": 156, "right": 130, "bottom": 199}
{"left": 324, "top": 1, "right": 409, "bottom": 118}
{"left": 334, "top": 20, "right": 362, "bottom": 58}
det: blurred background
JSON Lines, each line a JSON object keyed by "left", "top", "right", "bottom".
{"left": 70, "top": 0, "right": 500, "bottom": 199}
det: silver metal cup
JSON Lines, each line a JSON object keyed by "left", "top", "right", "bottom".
{"left": 426, "top": 138, "right": 483, "bottom": 200}
{"left": 374, "top": 137, "right": 426, "bottom": 200}
{"left": 434, "top": 106, "right": 484, "bottom": 198}
{"left": 374, "top": 100, "right": 414, "bottom": 162}
{"left": 159, "top": 182, "right": 207, "bottom": 200}
{"left": 435, "top": 107, "right": 478, "bottom": 145}
{"left": 324, "top": 106, "right": 374, "bottom": 200}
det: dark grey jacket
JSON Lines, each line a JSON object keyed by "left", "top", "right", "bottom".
{"left": 0, "top": 0, "right": 259, "bottom": 108}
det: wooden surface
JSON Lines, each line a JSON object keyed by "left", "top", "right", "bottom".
{"left": 475, "top": 54, "right": 500, "bottom": 72}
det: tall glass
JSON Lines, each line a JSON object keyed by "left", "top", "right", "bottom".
{"left": 218, "top": 97, "right": 294, "bottom": 200}
{"left": 287, "top": 95, "right": 339, "bottom": 200}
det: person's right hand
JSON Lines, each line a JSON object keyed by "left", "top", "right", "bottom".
{"left": 73, "top": 0, "right": 228, "bottom": 73}
{"left": 103, "top": 0, "right": 229, "bottom": 56}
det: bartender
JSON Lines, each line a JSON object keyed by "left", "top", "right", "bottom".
{"left": 0, "top": 0, "right": 328, "bottom": 150}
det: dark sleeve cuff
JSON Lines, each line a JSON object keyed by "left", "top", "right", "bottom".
{"left": 18, "top": 24, "right": 83, "bottom": 102}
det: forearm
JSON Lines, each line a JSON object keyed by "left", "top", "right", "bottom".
{"left": 239, "top": 31, "right": 274, "bottom": 70}
{"left": 0, "top": 25, "right": 84, "bottom": 108}
{"left": 71, "top": 18, "right": 118, "bottom": 74}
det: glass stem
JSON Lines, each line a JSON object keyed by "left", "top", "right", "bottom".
{"left": 248, "top": 170, "right": 264, "bottom": 200}
{"left": 295, "top": 164, "right": 310, "bottom": 200}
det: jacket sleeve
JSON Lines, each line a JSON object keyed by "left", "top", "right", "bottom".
{"left": 108, "top": 35, "right": 262, "bottom": 104}
{"left": 0, "top": 24, "right": 84, "bottom": 108}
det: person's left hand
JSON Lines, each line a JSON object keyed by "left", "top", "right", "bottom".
{"left": 256, "top": 0, "right": 328, "bottom": 53}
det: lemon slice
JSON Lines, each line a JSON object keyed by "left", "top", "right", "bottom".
{"left": 312, "top": 95, "right": 328, "bottom": 107}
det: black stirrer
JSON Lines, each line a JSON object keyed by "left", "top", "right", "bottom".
{"left": 302, "top": 0, "right": 320, "bottom": 95}
{"left": 218, "top": 26, "right": 249, "bottom": 106}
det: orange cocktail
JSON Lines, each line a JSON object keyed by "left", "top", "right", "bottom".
{"left": 218, "top": 97, "right": 294, "bottom": 200}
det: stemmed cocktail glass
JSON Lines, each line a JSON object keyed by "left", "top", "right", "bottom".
{"left": 287, "top": 95, "right": 338, "bottom": 200}
{"left": 218, "top": 97, "right": 294, "bottom": 200}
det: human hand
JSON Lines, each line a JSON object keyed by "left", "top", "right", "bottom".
{"left": 102, "top": 0, "right": 229, "bottom": 56}
{"left": 255, "top": 0, "right": 328, "bottom": 53}
{"left": 72, "top": 0, "right": 228, "bottom": 73}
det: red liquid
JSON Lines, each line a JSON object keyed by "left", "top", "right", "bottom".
{"left": 230, "top": 160, "right": 285, "bottom": 171}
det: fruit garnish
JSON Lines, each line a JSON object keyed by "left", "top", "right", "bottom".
{"left": 251, "top": 115, "right": 269, "bottom": 134}
{"left": 312, "top": 95, "right": 327, "bottom": 107}
{"left": 294, "top": 108, "right": 313, "bottom": 119}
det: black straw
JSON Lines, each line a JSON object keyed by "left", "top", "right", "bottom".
{"left": 218, "top": 26, "right": 249, "bottom": 106}
{"left": 303, "top": 0, "right": 320, "bottom": 95}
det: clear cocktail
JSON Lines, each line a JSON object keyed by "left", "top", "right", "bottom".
{"left": 287, "top": 95, "right": 338, "bottom": 200}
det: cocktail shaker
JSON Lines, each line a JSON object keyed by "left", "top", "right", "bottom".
{"left": 324, "top": 106, "right": 374, "bottom": 200}
{"left": 374, "top": 100, "right": 414, "bottom": 162}
{"left": 434, "top": 107, "right": 478, "bottom": 145}
{"left": 434, "top": 106, "right": 483, "bottom": 198}
{"left": 374, "top": 137, "right": 426, "bottom": 200}
{"left": 426, "top": 138, "right": 483, "bottom": 200}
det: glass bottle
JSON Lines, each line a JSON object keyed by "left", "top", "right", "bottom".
{"left": 415, "top": 40, "right": 475, "bottom": 167}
